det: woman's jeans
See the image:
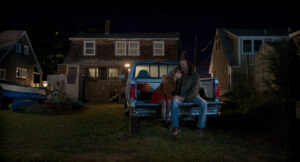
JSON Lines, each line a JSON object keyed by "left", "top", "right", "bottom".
{"left": 171, "top": 96, "right": 207, "bottom": 128}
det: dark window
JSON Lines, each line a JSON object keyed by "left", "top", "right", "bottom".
{"left": 254, "top": 40, "right": 263, "bottom": 52}
{"left": 243, "top": 40, "right": 252, "bottom": 53}
{"left": 68, "top": 67, "right": 77, "bottom": 75}
{"left": 33, "top": 66, "right": 40, "bottom": 83}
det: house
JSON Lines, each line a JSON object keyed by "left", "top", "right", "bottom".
{"left": 0, "top": 30, "right": 43, "bottom": 87}
{"left": 209, "top": 28, "right": 289, "bottom": 95}
{"left": 57, "top": 23, "right": 180, "bottom": 102}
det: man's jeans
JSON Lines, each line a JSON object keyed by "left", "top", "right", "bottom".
{"left": 171, "top": 96, "right": 207, "bottom": 128}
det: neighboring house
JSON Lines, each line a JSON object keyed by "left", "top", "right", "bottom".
{"left": 58, "top": 25, "right": 180, "bottom": 102}
{"left": 209, "top": 28, "right": 289, "bottom": 95}
{"left": 0, "top": 30, "right": 43, "bottom": 87}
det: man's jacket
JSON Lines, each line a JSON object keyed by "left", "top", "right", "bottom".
{"left": 174, "top": 70, "right": 199, "bottom": 102}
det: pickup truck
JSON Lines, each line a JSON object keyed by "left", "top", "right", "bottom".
{"left": 124, "top": 61, "right": 223, "bottom": 133}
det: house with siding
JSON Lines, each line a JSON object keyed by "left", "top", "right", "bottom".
{"left": 58, "top": 23, "right": 181, "bottom": 102}
{"left": 209, "top": 28, "right": 289, "bottom": 95}
{"left": 0, "top": 30, "right": 43, "bottom": 87}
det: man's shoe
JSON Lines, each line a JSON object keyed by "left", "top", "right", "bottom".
{"left": 172, "top": 128, "right": 180, "bottom": 136}
{"left": 198, "top": 128, "right": 204, "bottom": 137}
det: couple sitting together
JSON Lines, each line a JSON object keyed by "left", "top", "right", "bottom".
{"left": 150, "top": 52, "right": 208, "bottom": 136}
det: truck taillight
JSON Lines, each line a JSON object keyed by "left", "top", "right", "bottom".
{"left": 215, "top": 84, "right": 220, "bottom": 98}
{"left": 130, "top": 84, "right": 135, "bottom": 99}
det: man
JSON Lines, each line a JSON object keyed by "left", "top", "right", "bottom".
{"left": 171, "top": 52, "right": 207, "bottom": 137}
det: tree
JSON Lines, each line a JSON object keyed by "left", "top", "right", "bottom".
{"left": 264, "top": 40, "right": 300, "bottom": 117}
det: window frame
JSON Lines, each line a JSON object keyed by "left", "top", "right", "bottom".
{"left": 21, "top": 69, "right": 27, "bottom": 78}
{"left": 83, "top": 41, "right": 96, "bottom": 56}
{"left": 87, "top": 67, "right": 99, "bottom": 78}
{"left": 115, "top": 41, "right": 127, "bottom": 56}
{"left": 242, "top": 39, "right": 253, "bottom": 54}
{"left": 66, "top": 66, "right": 79, "bottom": 76}
{"left": 153, "top": 41, "right": 165, "bottom": 56}
{"left": 16, "top": 68, "right": 27, "bottom": 79}
{"left": 108, "top": 68, "right": 119, "bottom": 78}
{"left": 24, "top": 45, "right": 29, "bottom": 55}
{"left": 254, "top": 39, "right": 263, "bottom": 53}
{"left": 16, "top": 43, "right": 22, "bottom": 54}
{"left": 128, "top": 41, "right": 140, "bottom": 56}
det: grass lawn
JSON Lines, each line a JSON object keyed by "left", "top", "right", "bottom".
{"left": 0, "top": 104, "right": 291, "bottom": 161}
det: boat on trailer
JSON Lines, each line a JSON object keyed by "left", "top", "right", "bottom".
{"left": 0, "top": 83, "right": 46, "bottom": 111}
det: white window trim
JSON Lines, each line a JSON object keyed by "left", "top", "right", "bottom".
{"left": 115, "top": 41, "right": 127, "bottom": 56}
{"left": 16, "top": 43, "right": 22, "bottom": 53}
{"left": 242, "top": 39, "right": 253, "bottom": 54}
{"left": 24, "top": 45, "right": 29, "bottom": 55}
{"left": 153, "top": 41, "right": 165, "bottom": 56}
{"left": 0, "top": 68, "right": 6, "bottom": 80}
{"left": 128, "top": 41, "right": 140, "bottom": 56}
{"left": 83, "top": 41, "right": 96, "bottom": 56}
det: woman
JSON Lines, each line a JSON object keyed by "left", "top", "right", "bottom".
{"left": 150, "top": 68, "right": 182, "bottom": 128}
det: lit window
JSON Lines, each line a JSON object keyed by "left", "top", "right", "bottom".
{"left": 0, "top": 69, "right": 6, "bottom": 80}
{"left": 116, "top": 41, "right": 127, "bottom": 56}
{"left": 84, "top": 41, "right": 95, "bottom": 55}
{"left": 16, "top": 68, "right": 27, "bottom": 78}
{"left": 24, "top": 45, "right": 29, "bottom": 55}
{"left": 153, "top": 41, "right": 164, "bottom": 56}
{"left": 128, "top": 41, "right": 139, "bottom": 56}
{"left": 22, "top": 69, "right": 27, "bottom": 78}
{"left": 109, "top": 68, "right": 118, "bottom": 78}
{"left": 88, "top": 68, "right": 98, "bottom": 78}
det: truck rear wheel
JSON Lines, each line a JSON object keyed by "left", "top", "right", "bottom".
{"left": 129, "top": 116, "right": 139, "bottom": 133}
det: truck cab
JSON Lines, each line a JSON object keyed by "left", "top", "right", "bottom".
{"left": 124, "top": 61, "right": 223, "bottom": 133}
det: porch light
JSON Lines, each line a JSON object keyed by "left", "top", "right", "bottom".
{"left": 42, "top": 81, "right": 48, "bottom": 87}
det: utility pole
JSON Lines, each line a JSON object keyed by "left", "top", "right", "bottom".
{"left": 194, "top": 32, "right": 198, "bottom": 68}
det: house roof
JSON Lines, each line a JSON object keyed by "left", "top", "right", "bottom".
{"left": 0, "top": 30, "right": 43, "bottom": 75}
{"left": 0, "top": 30, "right": 25, "bottom": 58}
{"left": 218, "top": 28, "right": 238, "bottom": 66}
{"left": 69, "top": 32, "right": 181, "bottom": 40}
{"left": 289, "top": 30, "right": 300, "bottom": 38}
{"left": 225, "top": 28, "right": 288, "bottom": 37}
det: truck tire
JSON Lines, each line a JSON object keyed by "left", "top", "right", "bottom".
{"left": 124, "top": 100, "right": 129, "bottom": 116}
{"left": 129, "top": 116, "right": 139, "bottom": 133}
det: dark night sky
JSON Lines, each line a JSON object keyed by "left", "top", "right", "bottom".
{"left": 1, "top": 0, "right": 299, "bottom": 77}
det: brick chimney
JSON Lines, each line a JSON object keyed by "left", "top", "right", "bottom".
{"left": 105, "top": 20, "right": 111, "bottom": 35}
